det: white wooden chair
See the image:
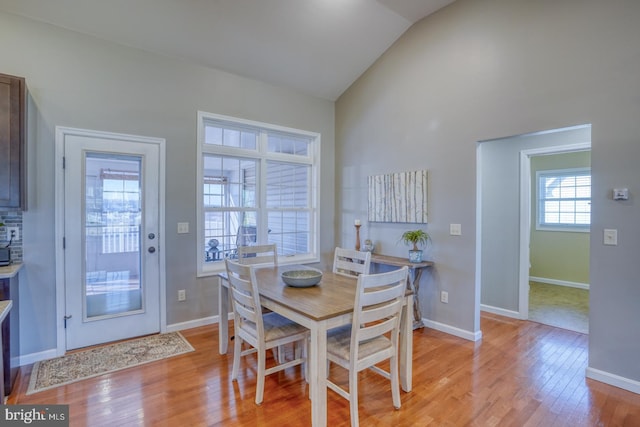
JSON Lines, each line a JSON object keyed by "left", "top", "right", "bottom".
{"left": 332, "top": 247, "right": 371, "bottom": 277}
{"left": 225, "top": 259, "right": 309, "bottom": 405}
{"left": 326, "top": 266, "right": 409, "bottom": 427}
{"left": 237, "top": 244, "right": 278, "bottom": 266}
{"left": 237, "top": 243, "right": 283, "bottom": 361}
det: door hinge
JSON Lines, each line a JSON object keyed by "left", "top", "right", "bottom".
{"left": 62, "top": 156, "right": 66, "bottom": 169}
{"left": 62, "top": 237, "right": 66, "bottom": 249}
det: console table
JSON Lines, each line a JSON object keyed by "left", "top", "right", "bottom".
{"left": 370, "top": 253, "right": 433, "bottom": 329}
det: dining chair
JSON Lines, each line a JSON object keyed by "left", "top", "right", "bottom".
{"left": 332, "top": 247, "right": 371, "bottom": 277}
{"left": 224, "top": 259, "right": 309, "bottom": 405}
{"left": 237, "top": 243, "right": 278, "bottom": 266}
{"left": 237, "top": 243, "right": 283, "bottom": 362}
{"left": 326, "top": 266, "right": 409, "bottom": 427}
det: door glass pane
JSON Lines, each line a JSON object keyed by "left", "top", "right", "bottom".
{"left": 85, "top": 153, "right": 143, "bottom": 319}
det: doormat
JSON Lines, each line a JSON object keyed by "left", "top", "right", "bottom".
{"left": 26, "top": 332, "right": 194, "bottom": 395}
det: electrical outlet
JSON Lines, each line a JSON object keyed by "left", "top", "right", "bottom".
{"left": 7, "top": 227, "right": 19, "bottom": 241}
{"left": 440, "top": 291, "right": 449, "bottom": 304}
{"left": 178, "top": 289, "right": 186, "bottom": 301}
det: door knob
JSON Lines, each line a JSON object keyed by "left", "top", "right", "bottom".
{"left": 148, "top": 233, "right": 155, "bottom": 240}
{"left": 148, "top": 246, "right": 156, "bottom": 253}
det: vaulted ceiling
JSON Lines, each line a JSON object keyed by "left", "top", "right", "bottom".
{"left": 0, "top": 0, "right": 455, "bottom": 100}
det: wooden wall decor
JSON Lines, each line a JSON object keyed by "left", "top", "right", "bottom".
{"left": 368, "top": 170, "right": 428, "bottom": 223}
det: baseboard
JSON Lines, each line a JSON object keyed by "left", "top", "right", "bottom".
{"left": 166, "top": 311, "right": 235, "bottom": 333}
{"left": 586, "top": 367, "right": 640, "bottom": 395}
{"left": 529, "top": 276, "right": 589, "bottom": 290}
{"left": 480, "top": 304, "right": 523, "bottom": 319}
{"left": 422, "top": 318, "right": 482, "bottom": 342}
{"left": 18, "top": 348, "right": 58, "bottom": 367}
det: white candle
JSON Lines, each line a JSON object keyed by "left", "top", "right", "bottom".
{"left": 354, "top": 219, "right": 361, "bottom": 226}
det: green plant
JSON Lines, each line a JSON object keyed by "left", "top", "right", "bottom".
{"left": 400, "top": 229, "right": 430, "bottom": 251}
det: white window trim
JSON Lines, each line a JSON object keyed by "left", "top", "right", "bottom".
{"left": 196, "top": 111, "right": 321, "bottom": 276}
{"left": 536, "top": 167, "right": 591, "bottom": 233}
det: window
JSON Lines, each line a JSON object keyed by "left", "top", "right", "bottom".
{"left": 85, "top": 165, "right": 141, "bottom": 255}
{"left": 197, "top": 112, "right": 320, "bottom": 274}
{"left": 537, "top": 168, "right": 591, "bottom": 232}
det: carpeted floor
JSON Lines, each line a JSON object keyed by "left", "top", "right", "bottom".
{"left": 27, "top": 332, "right": 194, "bottom": 395}
{"left": 529, "top": 281, "right": 589, "bottom": 334}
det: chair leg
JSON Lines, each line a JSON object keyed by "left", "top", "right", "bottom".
{"left": 391, "top": 355, "right": 401, "bottom": 410}
{"left": 349, "top": 368, "right": 359, "bottom": 427}
{"left": 231, "top": 334, "right": 242, "bottom": 381}
{"left": 278, "top": 345, "right": 286, "bottom": 364}
{"left": 255, "top": 346, "right": 266, "bottom": 405}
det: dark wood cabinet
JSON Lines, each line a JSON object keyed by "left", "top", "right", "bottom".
{"left": 0, "top": 73, "right": 27, "bottom": 210}
{"left": 0, "top": 276, "right": 19, "bottom": 396}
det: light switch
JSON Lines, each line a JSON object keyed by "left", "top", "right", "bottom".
{"left": 177, "top": 222, "right": 189, "bottom": 234}
{"left": 604, "top": 229, "right": 617, "bottom": 246}
{"left": 450, "top": 224, "right": 462, "bottom": 236}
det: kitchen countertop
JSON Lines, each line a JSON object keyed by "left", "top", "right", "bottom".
{"left": 0, "top": 263, "right": 23, "bottom": 279}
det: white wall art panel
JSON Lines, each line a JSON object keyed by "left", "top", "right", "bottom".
{"left": 368, "top": 170, "right": 428, "bottom": 223}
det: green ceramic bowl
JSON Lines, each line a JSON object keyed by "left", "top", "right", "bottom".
{"left": 281, "top": 269, "right": 323, "bottom": 287}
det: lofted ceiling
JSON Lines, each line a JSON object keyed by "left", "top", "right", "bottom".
{"left": 0, "top": 0, "right": 455, "bottom": 100}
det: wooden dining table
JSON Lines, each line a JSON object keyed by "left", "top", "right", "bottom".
{"left": 218, "top": 264, "right": 414, "bottom": 427}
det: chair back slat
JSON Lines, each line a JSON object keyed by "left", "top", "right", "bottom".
{"left": 357, "top": 317, "right": 396, "bottom": 343}
{"left": 333, "top": 247, "right": 371, "bottom": 277}
{"left": 238, "top": 244, "right": 278, "bottom": 266}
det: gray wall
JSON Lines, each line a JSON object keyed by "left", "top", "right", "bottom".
{"left": 336, "top": 0, "right": 640, "bottom": 387}
{"left": 0, "top": 12, "right": 335, "bottom": 357}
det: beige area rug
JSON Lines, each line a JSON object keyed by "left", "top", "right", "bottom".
{"left": 26, "top": 332, "right": 194, "bottom": 395}
{"left": 529, "top": 282, "right": 589, "bottom": 334}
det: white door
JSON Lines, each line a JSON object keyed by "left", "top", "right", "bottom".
{"left": 62, "top": 131, "right": 162, "bottom": 350}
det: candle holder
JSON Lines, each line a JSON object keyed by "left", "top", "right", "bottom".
{"left": 355, "top": 224, "right": 361, "bottom": 251}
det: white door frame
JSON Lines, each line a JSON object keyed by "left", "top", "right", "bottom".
{"left": 517, "top": 142, "right": 591, "bottom": 318}
{"left": 54, "top": 126, "right": 167, "bottom": 356}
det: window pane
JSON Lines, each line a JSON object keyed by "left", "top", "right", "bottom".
{"left": 559, "top": 185, "right": 576, "bottom": 198}
{"left": 266, "top": 162, "right": 309, "bottom": 208}
{"left": 203, "top": 155, "right": 257, "bottom": 208}
{"left": 204, "top": 211, "right": 236, "bottom": 262}
{"left": 268, "top": 133, "right": 310, "bottom": 156}
{"left": 204, "top": 121, "right": 257, "bottom": 150}
{"left": 268, "top": 211, "right": 310, "bottom": 256}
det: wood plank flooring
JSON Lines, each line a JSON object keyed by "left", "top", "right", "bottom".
{"left": 9, "top": 313, "right": 640, "bottom": 426}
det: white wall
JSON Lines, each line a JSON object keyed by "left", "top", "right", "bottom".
{"left": 336, "top": 0, "right": 640, "bottom": 390}
{"left": 0, "top": 12, "right": 335, "bottom": 357}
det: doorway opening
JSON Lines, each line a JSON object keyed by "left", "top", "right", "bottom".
{"left": 524, "top": 149, "right": 591, "bottom": 334}
{"left": 478, "top": 124, "right": 591, "bottom": 334}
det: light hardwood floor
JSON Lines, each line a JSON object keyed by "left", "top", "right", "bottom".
{"left": 9, "top": 313, "right": 640, "bottom": 426}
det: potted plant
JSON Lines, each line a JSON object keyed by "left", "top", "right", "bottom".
{"left": 400, "top": 229, "right": 430, "bottom": 263}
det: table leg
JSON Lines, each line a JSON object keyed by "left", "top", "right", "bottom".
{"left": 408, "top": 268, "right": 425, "bottom": 329}
{"left": 309, "top": 323, "right": 328, "bottom": 427}
{"left": 400, "top": 294, "right": 413, "bottom": 392}
{"left": 218, "top": 277, "right": 229, "bottom": 354}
